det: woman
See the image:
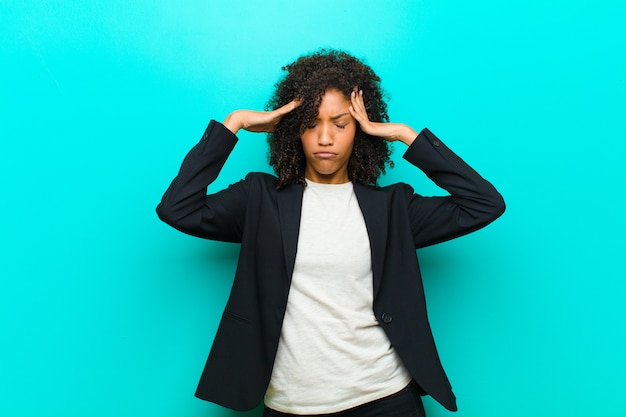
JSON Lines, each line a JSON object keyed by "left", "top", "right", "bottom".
{"left": 157, "top": 49, "right": 505, "bottom": 417}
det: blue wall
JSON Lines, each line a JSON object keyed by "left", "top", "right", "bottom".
{"left": 2, "top": 1, "right": 625, "bottom": 416}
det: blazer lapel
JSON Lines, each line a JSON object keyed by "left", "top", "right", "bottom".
{"left": 277, "top": 183, "right": 304, "bottom": 281}
{"left": 353, "top": 183, "right": 388, "bottom": 299}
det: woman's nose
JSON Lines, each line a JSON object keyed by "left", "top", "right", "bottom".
{"left": 318, "top": 125, "right": 333, "bottom": 145}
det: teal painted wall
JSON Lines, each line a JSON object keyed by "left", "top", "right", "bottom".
{"left": 2, "top": 1, "right": 625, "bottom": 416}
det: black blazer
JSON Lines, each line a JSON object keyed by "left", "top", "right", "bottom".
{"left": 157, "top": 120, "right": 505, "bottom": 412}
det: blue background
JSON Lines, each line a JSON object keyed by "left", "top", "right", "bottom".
{"left": 2, "top": 1, "right": 625, "bottom": 416}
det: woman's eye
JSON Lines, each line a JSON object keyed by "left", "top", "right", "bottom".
{"left": 336, "top": 125, "right": 346, "bottom": 129}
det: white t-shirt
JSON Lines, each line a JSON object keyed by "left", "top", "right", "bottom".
{"left": 265, "top": 180, "right": 411, "bottom": 414}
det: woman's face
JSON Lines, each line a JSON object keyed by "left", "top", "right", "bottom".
{"left": 300, "top": 89, "right": 356, "bottom": 184}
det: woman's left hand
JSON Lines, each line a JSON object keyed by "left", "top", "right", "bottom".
{"left": 349, "top": 88, "right": 418, "bottom": 146}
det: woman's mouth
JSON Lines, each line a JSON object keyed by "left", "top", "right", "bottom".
{"left": 314, "top": 152, "right": 337, "bottom": 158}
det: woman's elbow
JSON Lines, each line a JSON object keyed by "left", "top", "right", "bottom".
{"left": 489, "top": 191, "right": 506, "bottom": 220}
{"left": 156, "top": 202, "right": 177, "bottom": 227}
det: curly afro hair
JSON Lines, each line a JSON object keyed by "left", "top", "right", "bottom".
{"left": 266, "top": 49, "right": 393, "bottom": 189}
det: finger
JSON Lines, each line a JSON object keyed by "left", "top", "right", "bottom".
{"left": 275, "top": 99, "right": 302, "bottom": 115}
{"left": 351, "top": 89, "right": 366, "bottom": 114}
{"left": 350, "top": 91, "right": 368, "bottom": 121}
{"left": 349, "top": 91, "right": 360, "bottom": 113}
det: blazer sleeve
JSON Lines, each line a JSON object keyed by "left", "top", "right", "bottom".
{"left": 402, "top": 128, "right": 506, "bottom": 249}
{"left": 156, "top": 120, "right": 249, "bottom": 242}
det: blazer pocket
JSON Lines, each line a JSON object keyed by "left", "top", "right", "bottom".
{"left": 223, "top": 310, "right": 253, "bottom": 325}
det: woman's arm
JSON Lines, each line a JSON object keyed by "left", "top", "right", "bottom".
{"left": 402, "top": 129, "right": 505, "bottom": 248}
{"left": 156, "top": 121, "right": 247, "bottom": 241}
{"left": 349, "top": 88, "right": 505, "bottom": 248}
{"left": 156, "top": 100, "right": 300, "bottom": 241}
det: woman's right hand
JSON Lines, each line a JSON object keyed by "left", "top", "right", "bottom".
{"left": 223, "top": 99, "right": 301, "bottom": 134}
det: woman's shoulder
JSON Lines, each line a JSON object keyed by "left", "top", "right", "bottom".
{"left": 354, "top": 181, "right": 418, "bottom": 204}
{"left": 241, "top": 171, "right": 280, "bottom": 190}
{"left": 359, "top": 181, "right": 415, "bottom": 194}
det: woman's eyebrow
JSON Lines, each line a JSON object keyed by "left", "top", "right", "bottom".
{"left": 330, "top": 113, "right": 350, "bottom": 120}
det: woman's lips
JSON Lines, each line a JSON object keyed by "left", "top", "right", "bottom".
{"left": 314, "top": 152, "right": 337, "bottom": 158}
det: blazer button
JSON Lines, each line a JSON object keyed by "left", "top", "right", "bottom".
{"left": 433, "top": 140, "right": 441, "bottom": 147}
{"left": 381, "top": 313, "right": 393, "bottom": 324}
